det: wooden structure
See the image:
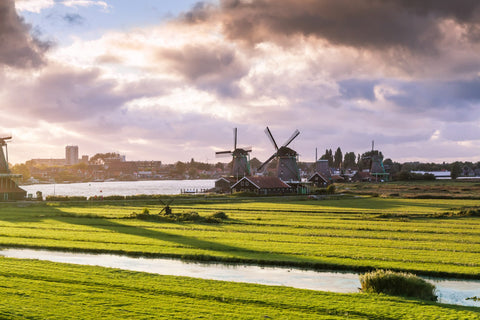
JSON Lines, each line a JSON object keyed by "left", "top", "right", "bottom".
{"left": 231, "top": 176, "right": 291, "bottom": 195}
{"left": 215, "top": 128, "right": 252, "bottom": 177}
{"left": 0, "top": 136, "right": 26, "bottom": 201}
{"left": 308, "top": 172, "right": 330, "bottom": 187}
{"left": 258, "top": 127, "right": 301, "bottom": 182}
{"left": 214, "top": 176, "right": 238, "bottom": 193}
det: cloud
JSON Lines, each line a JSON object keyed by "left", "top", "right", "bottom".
{"left": 0, "top": 0, "right": 49, "bottom": 68}
{"left": 63, "top": 13, "right": 85, "bottom": 25}
{"left": 60, "top": 0, "right": 109, "bottom": 10}
{"left": 156, "top": 43, "right": 248, "bottom": 97}
{"left": 184, "top": 0, "right": 480, "bottom": 52}
{"left": 15, "top": 0, "right": 55, "bottom": 13}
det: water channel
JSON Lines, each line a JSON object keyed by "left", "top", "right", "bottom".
{"left": 1, "top": 248, "right": 479, "bottom": 307}
{"left": 21, "top": 180, "right": 216, "bottom": 198}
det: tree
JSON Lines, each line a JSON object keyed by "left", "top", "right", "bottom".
{"left": 249, "top": 157, "right": 262, "bottom": 171}
{"left": 450, "top": 162, "right": 462, "bottom": 179}
{"left": 10, "top": 163, "right": 31, "bottom": 182}
{"left": 174, "top": 161, "right": 186, "bottom": 176}
{"left": 320, "top": 149, "right": 333, "bottom": 167}
{"left": 334, "top": 147, "right": 343, "bottom": 169}
{"left": 90, "top": 152, "right": 120, "bottom": 163}
{"left": 343, "top": 152, "right": 356, "bottom": 169}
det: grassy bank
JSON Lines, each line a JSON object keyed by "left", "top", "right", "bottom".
{"left": 0, "top": 257, "right": 479, "bottom": 319}
{"left": 1, "top": 196, "right": 480, "bottom": 278}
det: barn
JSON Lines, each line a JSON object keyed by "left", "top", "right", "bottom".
{"left": 214, "top": 177, "right": 238, "bottom": 193}
{"left": 308, "top": 172, "right": 330, "bottom": 187}
{"left": 231, "top": 176, "right": 292, "bottom": 195}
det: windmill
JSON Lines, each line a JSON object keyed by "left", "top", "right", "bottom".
{"left": 0, "top": 136, "right": 12, "bottom": 174}
{"left": 362, "top": 141, "right": 388, "bottom": 181}
{"left": 159, "top": 198, "right": 174, "bottom": 215}
{"left": 258, "top": 127, "right": 300, "bottom": 182}
{"left": 215, "top": 128, "right": 252, "bottom": 177}
{"left": 0, "top": 135, "right": 26, "bottom": 201}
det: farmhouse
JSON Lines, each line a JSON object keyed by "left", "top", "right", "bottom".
{"left": 308, "top": 172, "right": 330, "bottom": 187}
{"left": 214, "top": 177, "right": 238, "bottom": 193}
{"left": 231, "top": 176, "right": 291, "bottom": 195}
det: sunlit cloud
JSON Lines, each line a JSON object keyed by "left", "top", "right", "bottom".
{"left": 15, "top": 0, "right": 55, "bottom": 13}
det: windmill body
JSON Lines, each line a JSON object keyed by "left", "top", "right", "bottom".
{"left": 258, "top": 127, "right": 301, "bottom": 182}
{"left": 216, "top": 128, "right": 251, "bottom": 177}
{"left": 0, "top": 137, "right": 11, "bottom": 174}
{"left": 0, "top": 136, "right": 26, "bottom": 201}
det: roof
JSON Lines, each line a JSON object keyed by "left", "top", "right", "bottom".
{"left": 215, "top": 176, "right": 238, "bottom": 184}
{"left": 0, "top": 185, "right": 27, "bottom": 194}
{"left": 232, "top": 176, "right": 291, "bottom": 189}
{"left": 354, "top": 171, "right": 373, "bottom": 180}
{"left": 308, "top": 172, "right": 329, "bottom": 183}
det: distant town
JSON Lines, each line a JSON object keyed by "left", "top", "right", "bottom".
{"left": 7, "top": 144, "right": 480, "bottom": 186}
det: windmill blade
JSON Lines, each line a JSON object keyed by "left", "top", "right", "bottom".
{"left": 215, "top": 150, "right": 232, "bottom": 158}
{"left": 159, "top": 207, "right": 166, "bottom": 214}
{"left": 282, "top": 129, "right": 300, "bottom": 147}
{"left": 242, "top": 146, "right": 252, "bottom": 153}
{"left": 165, "top": 199, "right": 174, "bottom": 206}
{"left": 258, "top": 153, "right": 277, "bottom": 171}
{"left": 264, "top": 127, "right": 279, "bottom": 150}
{"left": 233, "top": 127, "right": 237, "bottom": 150}
{"left": 159, "top": 199, "right": 166, "bottom": 206}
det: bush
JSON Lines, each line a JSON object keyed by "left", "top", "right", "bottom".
{"left": 360, "top": 270, "right": 437, "bottom": 301}
{"left": 326, "top": 184, "right": 336, "bottom": 194}
{"left": 210, "top": 211, "right": 228, "bottom": 220}
{"left": 102, "top": 195, "right": 126, "bottom": 200}
{"left": 46, "top": 195, "right": 87, "bottom": 201}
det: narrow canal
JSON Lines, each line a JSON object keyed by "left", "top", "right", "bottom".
{"left": 1, "top": 248, "right": 479, "bottom": 307}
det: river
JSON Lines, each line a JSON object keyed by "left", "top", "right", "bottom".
{"left": 21, "top": 180, "right": 216, "bottom": 197}
{"left": 1, "top": 248, "right": 479, "bottom": 307}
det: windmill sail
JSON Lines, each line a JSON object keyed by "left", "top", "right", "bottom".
{"left": 259, "top": 127, "right": 300, "bottom": 182}
{"left": 215, "top": 128, "right": 251, "bottom": 177}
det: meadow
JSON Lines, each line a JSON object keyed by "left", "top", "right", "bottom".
{"left": 1, "top": 188, "right": 480, "bottom": 318}
{"left": 1, "top": 196, "right": 480, "bottom": 277}
{"left": 1, "top": 257, "right": 479, "bottom": 319}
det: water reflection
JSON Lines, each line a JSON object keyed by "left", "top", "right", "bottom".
{"left": 1, "top": 248, "right": 479, "bottom": 307}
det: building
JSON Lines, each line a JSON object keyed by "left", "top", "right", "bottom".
{"left": 308, "top": 172, "right": 329, "bottom": 187}
{"left": 65, "top": 145, "right": 79, "bottom": 166}
{"left": 27, "top": 158, "right": 66, "bottom": 167}
{"left": 0, "top": 138, "right": 26, "bottom": 200}
{"left": 214, "top": 177, "right": 238, "bottom": 193}
{"left": 231, "top": 176, "right": 292, "bottom": 195}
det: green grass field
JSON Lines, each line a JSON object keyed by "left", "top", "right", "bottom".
{"left": 1, "top": 193, "right": 480, "bottom": 318}
{"left": 1, "top": 197, "right": 480, "bottom": 277}
{"left": 1, "top": 257, "right": 479, "bottom": 319}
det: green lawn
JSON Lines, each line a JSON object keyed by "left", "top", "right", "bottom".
{"left": 1, "top": 196, "right": 480, "bottom": 318}
{"left": 1, "top": 197, "right": 480, "bottom": 277}
{"left": 1, "top": 257, "right": 479, "bottom": 319}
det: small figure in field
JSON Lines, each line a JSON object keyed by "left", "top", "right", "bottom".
{"left": 159, "top": 198, "right": 174, "bottom": 215}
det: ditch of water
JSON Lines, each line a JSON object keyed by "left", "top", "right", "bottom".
{"left": 1, "top": 248, "right": 479, "bottom": 307}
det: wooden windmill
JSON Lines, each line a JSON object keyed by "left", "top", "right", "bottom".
{"left": 0, "top": 136, "right": 12, "bottom": 174}
{"left": 258, "top": 127, "right": 300, "bottom": 182}
{"left": 363, "top": 141, "right": 388, "bottom": 181}
{"left": 215, "top": 128, "right": 252, "bottom": 177}
{"left": 0, "top": 135, "right": 26, "bottom": 201}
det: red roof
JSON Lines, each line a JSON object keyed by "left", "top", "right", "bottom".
{"left": 232, "top": 176, "right": 291, "bottom": 189}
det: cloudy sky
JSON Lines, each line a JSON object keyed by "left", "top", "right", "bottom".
{"left": 3, "top": 0, "right": 480, "bottom": 164}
